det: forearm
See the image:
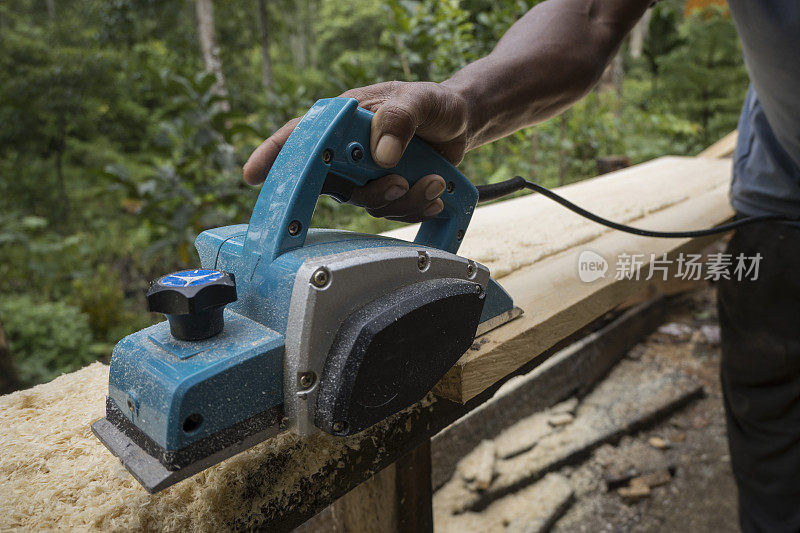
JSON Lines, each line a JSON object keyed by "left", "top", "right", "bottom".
{"left": 443, "top": 0, "right": 650, "bottom": 150}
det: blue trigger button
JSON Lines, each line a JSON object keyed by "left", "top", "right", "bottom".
{"left": 146, "top": 269, "right": 237, "bottom": 341}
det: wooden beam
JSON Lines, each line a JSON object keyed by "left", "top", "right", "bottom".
{"left": 387, "top": 156, "right": 734, "bottom": 403}
{"left": 697, "top": 129, "right": 737, "bottom": 158}
{"left": 434, "top": 193, "right": 728, "bottom": 402}
{"left": 0, "top": 361, "right": 537, "bottom": 532}
{"left": 394, "top": 439, "right": 434, "bottom": 532}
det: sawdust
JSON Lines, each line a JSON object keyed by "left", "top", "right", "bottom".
{"left": 0, "top": 363, "right": 434, "bottom": 531}
{"left": 494, "top": 412, "right": 554, "bottom": 460}
{"left": 385, "top": 157, "right": 731, "bottom": 278}
{"left": 492, "top": 397, "right": 578, "bottom": 460}
{"left": 434, "top": 358, "right": 703, "bottom": 515}
{"left": 457, "top": 440, "right": 496, "bottom": 490}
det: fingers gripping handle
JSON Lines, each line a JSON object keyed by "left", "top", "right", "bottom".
{"left": 243, "top": 98, "right": 477, "bottom": 265}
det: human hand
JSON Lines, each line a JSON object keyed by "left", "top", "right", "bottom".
{"left": 242, "top": 81, "right": 471, "bottom": 223}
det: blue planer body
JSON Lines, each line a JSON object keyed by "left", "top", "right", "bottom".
{"left": 92, "top": 97, "right": 519, "bottom": 493}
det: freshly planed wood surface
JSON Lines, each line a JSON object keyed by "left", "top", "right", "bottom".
{"left": 436, "top": 186, "right": 731, "bottom": 402}
{"left": 387, "top": 156, "right": 733, "bottom": 280}
{"left": 386, "top": 156, "right": 734, "bottom": 403}
{"left": 0, "top": 363, "right": 454, "bottom": 532}
{"left": 698, "top": 130, "right": 738, "bottom": 159}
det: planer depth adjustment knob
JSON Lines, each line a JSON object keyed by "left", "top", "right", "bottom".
{"left": 146, "top": 269, "right": 237, "bottom": 341}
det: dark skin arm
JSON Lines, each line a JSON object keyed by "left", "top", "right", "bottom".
{"left": 243, "top": 0, "right": 651, "bottom": 222}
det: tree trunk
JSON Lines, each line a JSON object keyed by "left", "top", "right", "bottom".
{"left": 55, "top": 146, "right": 70, "bottom": 222}
{"left": 306, "top": 0, "right": 317, "bottom": 69}
{"left": 289, "top": 2, "right": 308, "bottom": 69}
{"left": 612, "top": 51, "right": 624, "bottom": 102}
{"left": 0, "top": 319, "right": 20, "bottom": 395}
{"left": 629, "top": 9, "right": 652, "bottom": 59}
{"left": 195, "top": 0, "right": 229, "bottom": 110}
{"left": 599, "top": 50, "right": 624, "bottom": 98}
{"left": 256, "top": 0, "right": 273, "bottom": 90}
{"left": 46, "top": 0, "right": 55, "bottom": 19}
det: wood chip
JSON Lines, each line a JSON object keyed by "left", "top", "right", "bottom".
{"left": 547, "top": 413, "right": 574, "bottom": 427}
{"left": 550, "top": 397, "right": 579, "bottom": 415}
{"left": 636, "top": 469, "right": 673, "bottom": 488}
{"left": 495, "top": 415, "right": 553, "bottom": 459}
{"left": 604, "top": 467, "right": 640, "bottom": 491}
{"left": 700, "top": 325, "right": 721, "bottom": 345}
{"left": 648, "top": 436, "right": 670, "bottom": 449}
{"left": 657, "top": 322, "right": 694, "bottom": 339}
{"left": 618, "top": 478, "right": 651, "bottom": 502}
{"left": 458, "top": 440, "right": 496, "bottom": 491}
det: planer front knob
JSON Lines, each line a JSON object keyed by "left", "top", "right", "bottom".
{"left": 146, "top": 269, "right": 237, "bottom": 341}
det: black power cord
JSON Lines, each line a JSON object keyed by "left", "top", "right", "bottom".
{"left": 475, "top": 176, "right": 798, "bottom": 239}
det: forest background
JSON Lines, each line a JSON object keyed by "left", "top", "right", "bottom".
{"left": 0, "top": 0, "right": 747, "bottom": 391}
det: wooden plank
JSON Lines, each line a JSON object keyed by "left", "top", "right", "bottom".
{"left": 386, "top": 156, "right": 733, "bottom": 280}
{"left": 434, "top": 197, "right": 726, "bottom": 403}
{"left": 619, "top": 127, "right": 733, "bottom": 308}
{"left": 327, "top": 464, "right": 399, "bottom": 532}
{"left": 698, "top": 130, "right": 737, "bottom": 158}
{"left": 419, "top": 159, "right": 734, "bottom": 403}
{"left": 0, "top": 360, "right": 548, "bottom": 532}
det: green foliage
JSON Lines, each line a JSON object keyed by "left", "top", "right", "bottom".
{"left": 0, "top": 6, "right": 121, "bottom": 222}
{"left": 0, "top": 212, "right": 83, "bottom": 296}
{"left": 318, "top": 0, "right": 387, "bottom": 85}
{"left": 384, "top": 0, "right": 478, "bottom": 80}
{"left": 69, "top": 264, "right": 151, "bottom": 344}
{"left": 619, "top": 78, "right": 703, "bottom": 161}
{"left": 642, "top": 0, "right": 684, "bottom": 78}
{"left": 0, "top": 295, "right": 96, "bottom": 385}
{"left": 655, "top": 6, "right": 748, "bottom": 148}
{"left": 102, "top": 71, "right": 256, "bottom": 263}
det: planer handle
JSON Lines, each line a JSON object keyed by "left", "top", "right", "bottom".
{"left": 243, "top": 97, "right": 478, "bottom": 265}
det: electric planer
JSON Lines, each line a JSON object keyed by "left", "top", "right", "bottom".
{"left": 92, "top": 97, "right": 521, "bottom": 493}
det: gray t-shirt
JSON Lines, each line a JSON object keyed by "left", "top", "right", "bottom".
{"left": 727, "top": 1, "right": 800, "bottom": 217}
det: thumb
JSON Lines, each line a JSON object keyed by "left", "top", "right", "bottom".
{"left": 369, "top": 83, "right": 466, "bottom": 168}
